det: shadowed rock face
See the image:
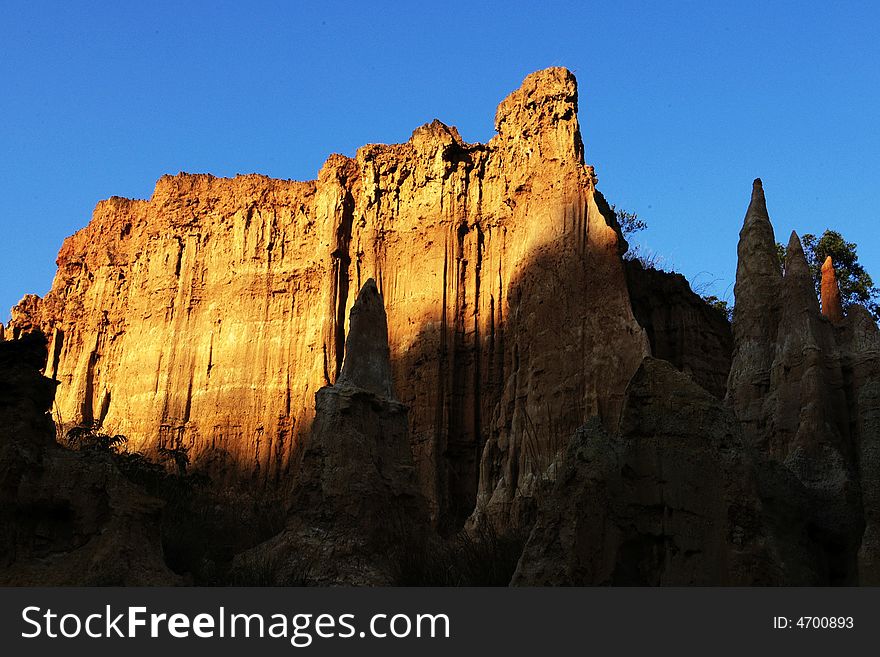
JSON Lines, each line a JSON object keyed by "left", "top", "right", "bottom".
{"left": 235, "top": 280, "right": 427, "bottom": 585}
{"left": 821, "top": 256, "right": 844, "bottom": 323}
{"left": 857, "top": 382, "right": 880, "bottom": 582}
{"left": 624, "top": 259, "right": 733, "bottom": 399}
{"left": 335, "top": 279, "right": 393, "bottom": 397}
{"left": 515, "top": 181, "right": 880, "bottom": 586}
{"left": 9, "top": 67, "right": 647, "bottom": 530}
{"left": 0, "top": 333, "right": 177, "bottom": 585}
{"left": 836, "top": 307, "right": 880, "bottom": 583}
{"left": 771, "top": 233, "right": 859, "bottom": 578}
{"left": 727, "top": 178, "right": 783, "bottom": 439}
{"left": 513, "top": 358, "right": 803, "bottom": 585}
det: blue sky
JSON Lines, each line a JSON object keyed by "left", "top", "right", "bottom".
{"left": 2, "top": 1, "right": 879, "bottom": 319}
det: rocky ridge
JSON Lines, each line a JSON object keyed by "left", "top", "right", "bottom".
{"left": 8, "top": 67, "right": 648, "bottom": 531}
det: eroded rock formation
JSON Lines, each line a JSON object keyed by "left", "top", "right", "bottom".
{"left": 726, "top": 178, "right": 783, "bottom": 441}
{"left": 514, "top": 179, "right": 880, "bottom": 586}
{"left": 726, "top": 182, "right": 879, "bottom": 583}
{"left": 624, "top": 259, "right": 733, "bottom": 398}
{"left": 857, "top": 382, "right": 880, "bottom": 582}
{"left": 0, "top": 333, "right": 176, "bottom": 585}
{"left": 5, "top": 66, "right": 880, "bottom": 586}
{"left": 235, "top": 280, "right": 427, "bottom": 585}
{"left": 9, "top": 67, "right": 648, "bottom": 530}
{"left": 821, "top": 256, "right": 845, "bottom": 323}
{"left": 513, "top": 358, "right": 804, "bottom": 585}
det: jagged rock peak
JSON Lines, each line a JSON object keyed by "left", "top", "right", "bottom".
{"left": 493, "top": 66, "right": 584, "bottom": 163}
{"left": 336, "top": 278, "right": 394, "bottom": 399}
{"left": 822, "top": 256, "right": 845, "bottom": 322}
{"left": 9, "top": 294, "right": 43, "bottom": 338}
{"left": 738, "top": 178, "right": 776, "bottom": 257}
{"left": 785, "top": 231, "right": 809, "bottom": 274}
{"left": 410, "top": 119, "right": 464, "bottom": 146}
{"left": 727, "top": 178, "right": 784, "bottom": 433}
{"left": 783, "top": 231, "right": 820, "bottom": 314}
{"left": 748, "top": 178, "right": 768, "bottom": 219}
{"left": 732, "top": 178, "right": 782, "bottom": 338}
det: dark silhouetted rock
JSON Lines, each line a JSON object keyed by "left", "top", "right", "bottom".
{"left": 335, "top": 279, "right": 393, "bottom": 397}
{"left": 727, "top": 178, "right": 784, "bottom": 440}
{"left": 726, "top": 182, "right": 873, "bottom": 583}
{"left": 235, "top": 281, "right": 428, "bottom": 585}
{"left": 0, "top": 333, "right": 177, "bottom": 585}
{"left": 834, "top": 305, "right": 880, "bottom": 583}
{"left": 513, "top": 358, "right": 792, "bottom": 585}
{"left": 624, "top": 259, "right": 732, "bottom": 398}
{"left": 857, "top": 381, "right": 880, "bottom": 583}
{"left": 764, "top": 232, "right": 860, "bottom": 581}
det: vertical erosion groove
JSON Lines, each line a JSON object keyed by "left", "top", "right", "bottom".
{"left": 449, "top": 219, "right": 469, "bottom": 525}
{"left": 330, "top": 190, "right": 355, "bottom": 381}
{"left": 81, "top": 342, "right": 99, "bottom": 425}
{"left": 435, "top": 230, "right": 450, "bottom": 520}
{"left": 473, "top": 223, "right": 484, "bottom": 473}
{"left": 49, "top": 328, "right": 64, "bottom": 380}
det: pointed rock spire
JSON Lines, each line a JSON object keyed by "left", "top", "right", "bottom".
{"left": 746, "top": 177, "right": 769, "bottom": 222}
{"left": 727, "top": 179, "right": 784, "bottom": 426}
{"left": 336, "top": 278, "right": 394, "bottom": 398}
{"left": 731, "top": 179, "right": 783, "bottom": 341}
{"left": 821, "top": 256, "right": 845, "bottom": 323}
{"left": 782, "top": 231, "right": 820, "bottom": 315}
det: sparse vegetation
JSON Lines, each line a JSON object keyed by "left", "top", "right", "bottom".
{"left": 618, "top": 214, "right": 733, "bottom": 322}
{"left": 612, "top": 205, "right": 648, "bottom": 237}
{"left": 701, "top": 295, "right": 733, "bottom": 322}
{"left": 64, "top": 422, "right": 127, "bottom": 452}
{"left": 612, "top": 205, "right": 672, "bottom": 272}
{"left": 63, "top": 423, "right": 286, "bottom": 584}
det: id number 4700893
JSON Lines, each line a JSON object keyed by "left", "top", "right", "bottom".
{"left": 773, "top": 617, "right": 854, "bottom": 629}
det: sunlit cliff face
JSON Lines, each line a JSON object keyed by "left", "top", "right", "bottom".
{"left": 10, "top": 67, "right": 648, "bottom": 529}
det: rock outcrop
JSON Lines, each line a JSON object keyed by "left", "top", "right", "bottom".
{"left": 726, "top": 178, "right": 783, "bottom": 441}
{"left": 0, "top": 333, "right": 176, "bottom": 585}
{"left": 515, "top": 179, "right": 880, "bottom": 586}
{"left": 624, "top": 259, "right": 733, "bottom": 398}
{"left": 513, "top": 358, "right": 797, "bottom": 585}
{"left": 235, "top": 280, "right": 427, "bottom": 585}
{"left": 6, "top": 65, "right": 880, "bottom": 587}
{"left": 836, "top": 304, "right": 880, "bottom": 583}
{"left": 857, "top": 382, "right": 880, "bottom": 583}
{"left": 9, "top": 67, "right": 648, "bottom": 530}
{"left": 821, "top": 256, "right": 845, "bottom": 323}
{"left": 726, "top": 181, "right": 879, "bottom": 583}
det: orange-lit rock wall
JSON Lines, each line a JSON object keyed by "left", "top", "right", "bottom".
{"left": 11, "top": 68, "right": 648, "bottom": 527}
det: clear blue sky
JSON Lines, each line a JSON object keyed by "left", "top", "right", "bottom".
{"left": 2, "top": 0, "right": 879, "bottom": 320}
